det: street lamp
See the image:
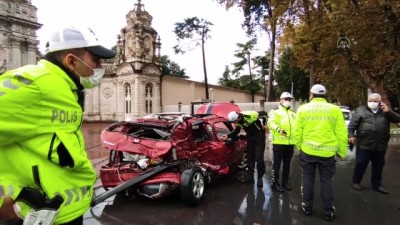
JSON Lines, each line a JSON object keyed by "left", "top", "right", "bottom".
{"left": 209, "top": 88, "right": 214, "bottom": 102}
{"left": 178, "top": 101, "right": 182, "bottom": 112}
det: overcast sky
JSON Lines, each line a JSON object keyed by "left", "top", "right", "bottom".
{"left": 31, "top": 0, "right": 269, "bottom": 85}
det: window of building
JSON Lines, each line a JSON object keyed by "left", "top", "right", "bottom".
{"left": 125, "top": 83, "right": 131, "bottom": 114}
{"left": 145, "top": 83, "right": 153, "bottom": 114}
{"left": 21, "top": 41, "right": 28, "bottom": 66}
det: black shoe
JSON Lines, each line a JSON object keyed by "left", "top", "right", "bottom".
{"left": 257, "top": 178, "right": 263, "bottom": 187}
{"left": 301, "top": 203, "right": 312, "bottom": 216}
{"left": 352, "top": 183, "right": 362, "bottom": 191}
{"left": 271, "top": 183, "right": 284, "bottom": 193}
{"left": 283, "top": 183, "right": 292, "bottom": 191}
{"left": 323, "top": 211, "right": 335, "bottom": 221}
{"left": 374, "top": 186, "right": 388, "bottom": 194}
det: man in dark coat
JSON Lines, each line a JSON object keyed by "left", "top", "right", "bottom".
{"left": 348, "top": 93, "right": 400, "bottom": 194}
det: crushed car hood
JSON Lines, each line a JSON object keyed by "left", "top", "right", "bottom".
{"left": 101, "top": 125, "right": 173, "bottom": 159}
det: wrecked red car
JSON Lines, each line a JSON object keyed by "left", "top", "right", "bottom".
{"left": 99, "top": 113, "right": 247, "bottom": 205}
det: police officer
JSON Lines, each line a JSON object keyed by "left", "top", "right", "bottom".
{"left": 268, "top": 92, "right": 296, "bottom": 192}
{"left": 294, "top": 84, "right": 347, "bottom": 221}
{"left": 0, "top": 26, "right": 116, "bottom": 224}
{"left": 223, "top": 110, "right": 268, "bottom": 187}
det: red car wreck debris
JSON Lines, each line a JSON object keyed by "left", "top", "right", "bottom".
{"left": 97, "top": 113, "right": 248, "bottom": 206}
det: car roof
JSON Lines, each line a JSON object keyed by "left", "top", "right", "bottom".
{"left": 196, "top": 102, "right": 241, "bottom": 120}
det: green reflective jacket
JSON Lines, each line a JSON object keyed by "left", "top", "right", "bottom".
{"left": 294, "top": 98, "right": 348, "bottom": 158}
{"left": 268, "top": 105, "right": 296, "bottom": 145}
{"left": 0, "top": 60, "right": 96, "bottom": 224}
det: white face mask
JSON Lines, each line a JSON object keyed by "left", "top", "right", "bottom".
{"left": 282, "top": 101, "right": 291, "bottom": 108}
{"left": 79, "top": 68, "right": 105, "bottom": 89}
{"left": 73, "top": 56, "right": 105, "bottom": 89}
{"left": 367, "top": 102, "right": 379, "bottom": 110}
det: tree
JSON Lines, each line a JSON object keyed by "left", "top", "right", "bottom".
{"left": 173, "top": 17, "right": 213, "bottom": 99}
{"left": 275, "top": 47, "right": 310, "bottom": 101}
{"left": 218, "top": 66, "right": 241, "bottom": 89}
{"left": 216, "top": 0, "right": 293, "bottom": 102}
{"left": 282, "top": 0, "right": 400, "bottom": 107}
{"left": 253, "top": 52, "right": 271, "bottom": 100}
{"left": 231, "top": 39, "right": 259, "bottom": 102}
{"left": 217, "top": 40, "right": 266, "bottom": 101}
{"left": 160, "top": 55, "right": 189, "bottom": 79}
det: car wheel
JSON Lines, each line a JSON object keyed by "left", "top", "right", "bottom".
{"left": 236, "top": 169, "right": 250, "bottom": 183}
{"left": 237, "top": 152, "right": 248, "bottom": 169}
{"left": 180, "top": 167, "right": 205, "bottom": 206}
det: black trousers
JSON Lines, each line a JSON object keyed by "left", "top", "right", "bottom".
{"left": 352, "top": 149, "right": 386, "bottom": 189}
{"left": 247, "top": 134, "right": 266, "bottom": 179}
{"left": 300, "top": 152, "right": 336, "bottom": 212}
{"left": 272, "top": 144, "right": 294, "bottom": 185}
{"left": 6, "top": 215, "right": 83, "bottom": 225}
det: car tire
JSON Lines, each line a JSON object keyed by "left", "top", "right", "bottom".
{"left": 237, "top": 152, "right": 248, "bottom": 169}
{"left": 236, "top": 169, "right": 250, "bottom": 183}
{"left": 180, "top": 166, "right": 205, "bottom": 206}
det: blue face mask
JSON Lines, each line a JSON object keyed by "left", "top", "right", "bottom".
{"left": 73, "top": 56, "right": 105, "bottom": 89}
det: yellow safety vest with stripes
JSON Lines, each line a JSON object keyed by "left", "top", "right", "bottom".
{"left": 267, "top": 105, "right": 296, "bottom": 145}
{"left": 0, "top": 60, "right": 96, "bottom": 224}
{"left": 294, "top": 98, "right": 348, "bottom": 158}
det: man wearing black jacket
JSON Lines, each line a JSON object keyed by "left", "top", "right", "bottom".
{"left": 223, "top": 111, "right": 268, "bottom": 187}
{"left": 348, "top": 93, "right": 400, "bottom": 194}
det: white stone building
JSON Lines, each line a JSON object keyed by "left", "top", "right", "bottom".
{"left": 0, "top": 0, "right": 41, "bottom": 74}
{"left": 0, "top": 0, "right": 265, "bottom": 122}
{"left": 83, "top": 0, "right": 265, "bottom": 122}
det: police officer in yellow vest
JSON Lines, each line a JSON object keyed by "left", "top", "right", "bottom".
{"left": 294, "top": 84, "right": 347, "bottom": 221}
{"left": 0, "top": 26, "right": 116, "bottom": 224}
{"left": 224, "top": 110, "right": 268, "bottom": 187}
{"left": 267, "top": 92, "right": 296, "bottom": 193}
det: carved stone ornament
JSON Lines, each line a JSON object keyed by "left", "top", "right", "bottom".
{"left": 116, "top": 63, "right": 134, "bottom": 76}
{"left": 103, "top": 87, "right": 113, "bottom": 98}
{"left": 142, "top": 64, "right": 160, "bottom": 75}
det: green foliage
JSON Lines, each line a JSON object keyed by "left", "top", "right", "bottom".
{"left": 174, "top": 16, "right": 213, "bottom": 99}
{"left": 275, "top": 48, "right": 310, "bottom": 101}
{"left": 173, "top": 17, "right": 213, "bottom": 54}
{"left": 216, "top": 0, "right": 400, "bottom": 108}
{"left": 160, "top": 55, "right": 189, "bottom": 79}
{"left": 285, "top": 0, "right": 400, "bottom": 105}
{"left": 218, "top": 40, "right": 269, "bottom": 101}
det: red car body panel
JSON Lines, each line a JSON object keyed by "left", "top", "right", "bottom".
{"left": 195, "top": 102, "right": 241, "bottom": 119}
{"left": 99, "top": 113, "right": 247, "bottom": 200}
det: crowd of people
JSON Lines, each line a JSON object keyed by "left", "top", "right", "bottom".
{"left": 225, "top": 84, "right": 400, "bottom": 221}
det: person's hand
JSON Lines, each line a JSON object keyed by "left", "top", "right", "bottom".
{"left": 279, "top": 129, "right": 287, "bottom": 136}
{"left": 380, "top": 102, "right": 389, "bottom": 112}
{"left": 0, "top": 196, "right": 19, "bottom": 222}
{"left": 348, "top": 137, "right": 356, "bottom": 145}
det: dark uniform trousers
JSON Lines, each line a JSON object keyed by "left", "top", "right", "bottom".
{"left": 247, "top": 134, "right": 266, "bottom": 179}
{"left": 352, "top": 148, "right": 386, "bottom": 188}
{"left": 300, "top": 152, "right": 336, "bottom": 212}
{"left": 6, "top": 216, "right": 83, "bottom": 225}
{"left": 272, "top": 144, "right": 294, "bottom": 185}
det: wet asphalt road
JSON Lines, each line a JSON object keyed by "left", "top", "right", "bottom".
{"left": 82, "top": 123, "right": 400, "bottom": 225}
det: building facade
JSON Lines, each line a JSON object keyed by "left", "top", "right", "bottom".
{"left": 0, "top": 0, "right": 41, "bottom": 74}
{"left": 83, "top": 0, "right": 264, "bottom": 122}
{"left": 0, "top": 0, "right": 264, "bottom": 122}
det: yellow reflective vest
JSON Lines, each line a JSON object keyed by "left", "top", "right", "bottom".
{"left": 268, "top": 105, "right": 296, "bottom": 145}
{"left": 294, "top": 98, "right": 348, "bottom": 158}
{"left": 0, "top": 60, "right": 96, "bottom": 224}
